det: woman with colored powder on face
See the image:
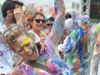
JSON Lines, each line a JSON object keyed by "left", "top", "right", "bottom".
{"left": 58, "top": 15, "right": 90, "bottom": 75}
{"left": 3, "top": 0, "right": 70, "bottom": 75}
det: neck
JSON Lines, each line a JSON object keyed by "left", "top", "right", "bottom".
{"left": 32, "top": 27, "right": 41, "bottom": 37}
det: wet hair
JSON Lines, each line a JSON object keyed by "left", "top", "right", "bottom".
{"left": 1, "top": 0, "right": 23, "bottom": 18}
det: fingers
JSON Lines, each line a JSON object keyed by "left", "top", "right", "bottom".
{"left": 40, "top": 36, "right": 45, "bottom": 43}
{"left": 39, "top": 36, "right": 46, "bottom": 54}
{"left": 40, "top": 41, "right": 47, "bottom": 54}
{"left": 14, "top": 8, "right": 23, "bottom": 14}
{"left": 44, "top": 45, "right": 47, "bottom": 51}
{"left": 14, "top": 8, "right": 24, "bottom": 19}
{"left": 40, "top": 43, "right": 45, "bottom": 54}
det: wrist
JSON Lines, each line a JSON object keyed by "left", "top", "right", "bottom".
{"left": 17, "top": 20, "right": 23, "bottom": 27}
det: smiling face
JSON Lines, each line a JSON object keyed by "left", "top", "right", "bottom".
{"left": 12, "top": 34, "right": 39, "bottom": 61}
{"left": 32, "top": 14, "right": 45, "bottom": 31}
{"left": 46, "top": 20, "right": 53, "bottom": 31}
{"left": 4, "top": 24, "right": 39, "bottom": 61}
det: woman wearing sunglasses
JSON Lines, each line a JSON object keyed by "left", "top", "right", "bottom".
{"left": 46, "top": 17, "right": 54, "bottom": 33}
{"left": 28, "top": 12, "right": 46, "bottom": 43}
{"left": 3, "top": 0, "right": 70, "bottom": 75}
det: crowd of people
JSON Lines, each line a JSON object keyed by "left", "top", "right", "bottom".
{"left": 0, "top": 0, "right": 100, "bottom": 75}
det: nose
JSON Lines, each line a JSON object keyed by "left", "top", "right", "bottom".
{"left": 40, "top": 21, "right": 43, "bottom": 24}
{"left": 24, "top": 47, "right": 31, "bottom": 54}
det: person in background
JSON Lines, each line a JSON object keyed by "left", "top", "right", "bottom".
{"left": 46, "top": 16, "right": 55, "bottom": 33}
{"left": 24, "top": 10, "right": 34, "bottom": 31}
{"left": 0, "top": 0, "right": 24, "bottom": 74}
{"left": 64, "top": 9, "right": 80, "bottom": 36}
{"left": 58, "top": 15, "right": 90, "bottom": 75}
{"left": 28, "top": 12, "right": 45, "bottom": 43}
{"left": 40, "top": 16, "right": 55, "bottom": 38}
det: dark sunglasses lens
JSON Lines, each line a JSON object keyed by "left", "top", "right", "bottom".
{"left": 36, "top": 19, "right": 40, "bottom": 23}
{"left": 51, "top": 24, "right": 53, "bottom": 26}
{"left": 42, "top": 20, "right": 45, "bottom": 23}
{"left": 47, "top": 24, "right": 50, "bottom": 26}
{"left": 47, "top": 24, "right": 53, "bottom": 26}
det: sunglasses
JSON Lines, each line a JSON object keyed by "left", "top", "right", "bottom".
{"left": 47, "top": 23, "right": 53, "bottom": 26}
{"left": 35, "top": 19, "right": 45, "bottom": 23}
{"left": 3, "top": 25, "right": 20, "bottom": 38}
{"left": 65, "top": 15, "right": 71, "bottom": 19}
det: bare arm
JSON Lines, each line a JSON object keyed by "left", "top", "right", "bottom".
{"left": 46, "top": 0, "right": 65, "bottom": 46}
{"left": 45, "top": 0, "right": 65, "bottom": 57}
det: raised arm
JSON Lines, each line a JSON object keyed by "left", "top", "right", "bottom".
{"left": 46, "top": 0, "right": 65, "bottom": 46}
{"left": 45, "top": 0, "right": 65, "bottom": 57}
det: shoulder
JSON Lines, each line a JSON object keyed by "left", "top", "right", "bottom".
{"left": 0, "top": 23, "right": 7, "bottom": 33}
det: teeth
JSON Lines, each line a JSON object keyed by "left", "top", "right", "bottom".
{"left": 28, "top": 50, "right": 32, "bottom": 56}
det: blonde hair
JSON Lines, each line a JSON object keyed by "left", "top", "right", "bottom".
{"left": 3, "top": 24, "right": 25, "bottom": 50}
{"left": 3, "top": 24, "right": 35, "bottom": 51}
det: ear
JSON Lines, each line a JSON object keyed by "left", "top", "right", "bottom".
{"left": 6, "top": 10, "right": 13, "bottom": 16}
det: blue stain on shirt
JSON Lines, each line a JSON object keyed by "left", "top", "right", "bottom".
{"left": 51, "top": 58, "right": 69, "bottom": 70}
{"left": 65, "top": 37, "right": 72, "bottom": 53}
{"left": 77, "top": 30, "right": 85, "bottom": 70}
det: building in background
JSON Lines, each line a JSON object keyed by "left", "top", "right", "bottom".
{"left": 90, "top": 0, "right": 100, "bottom": 24}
